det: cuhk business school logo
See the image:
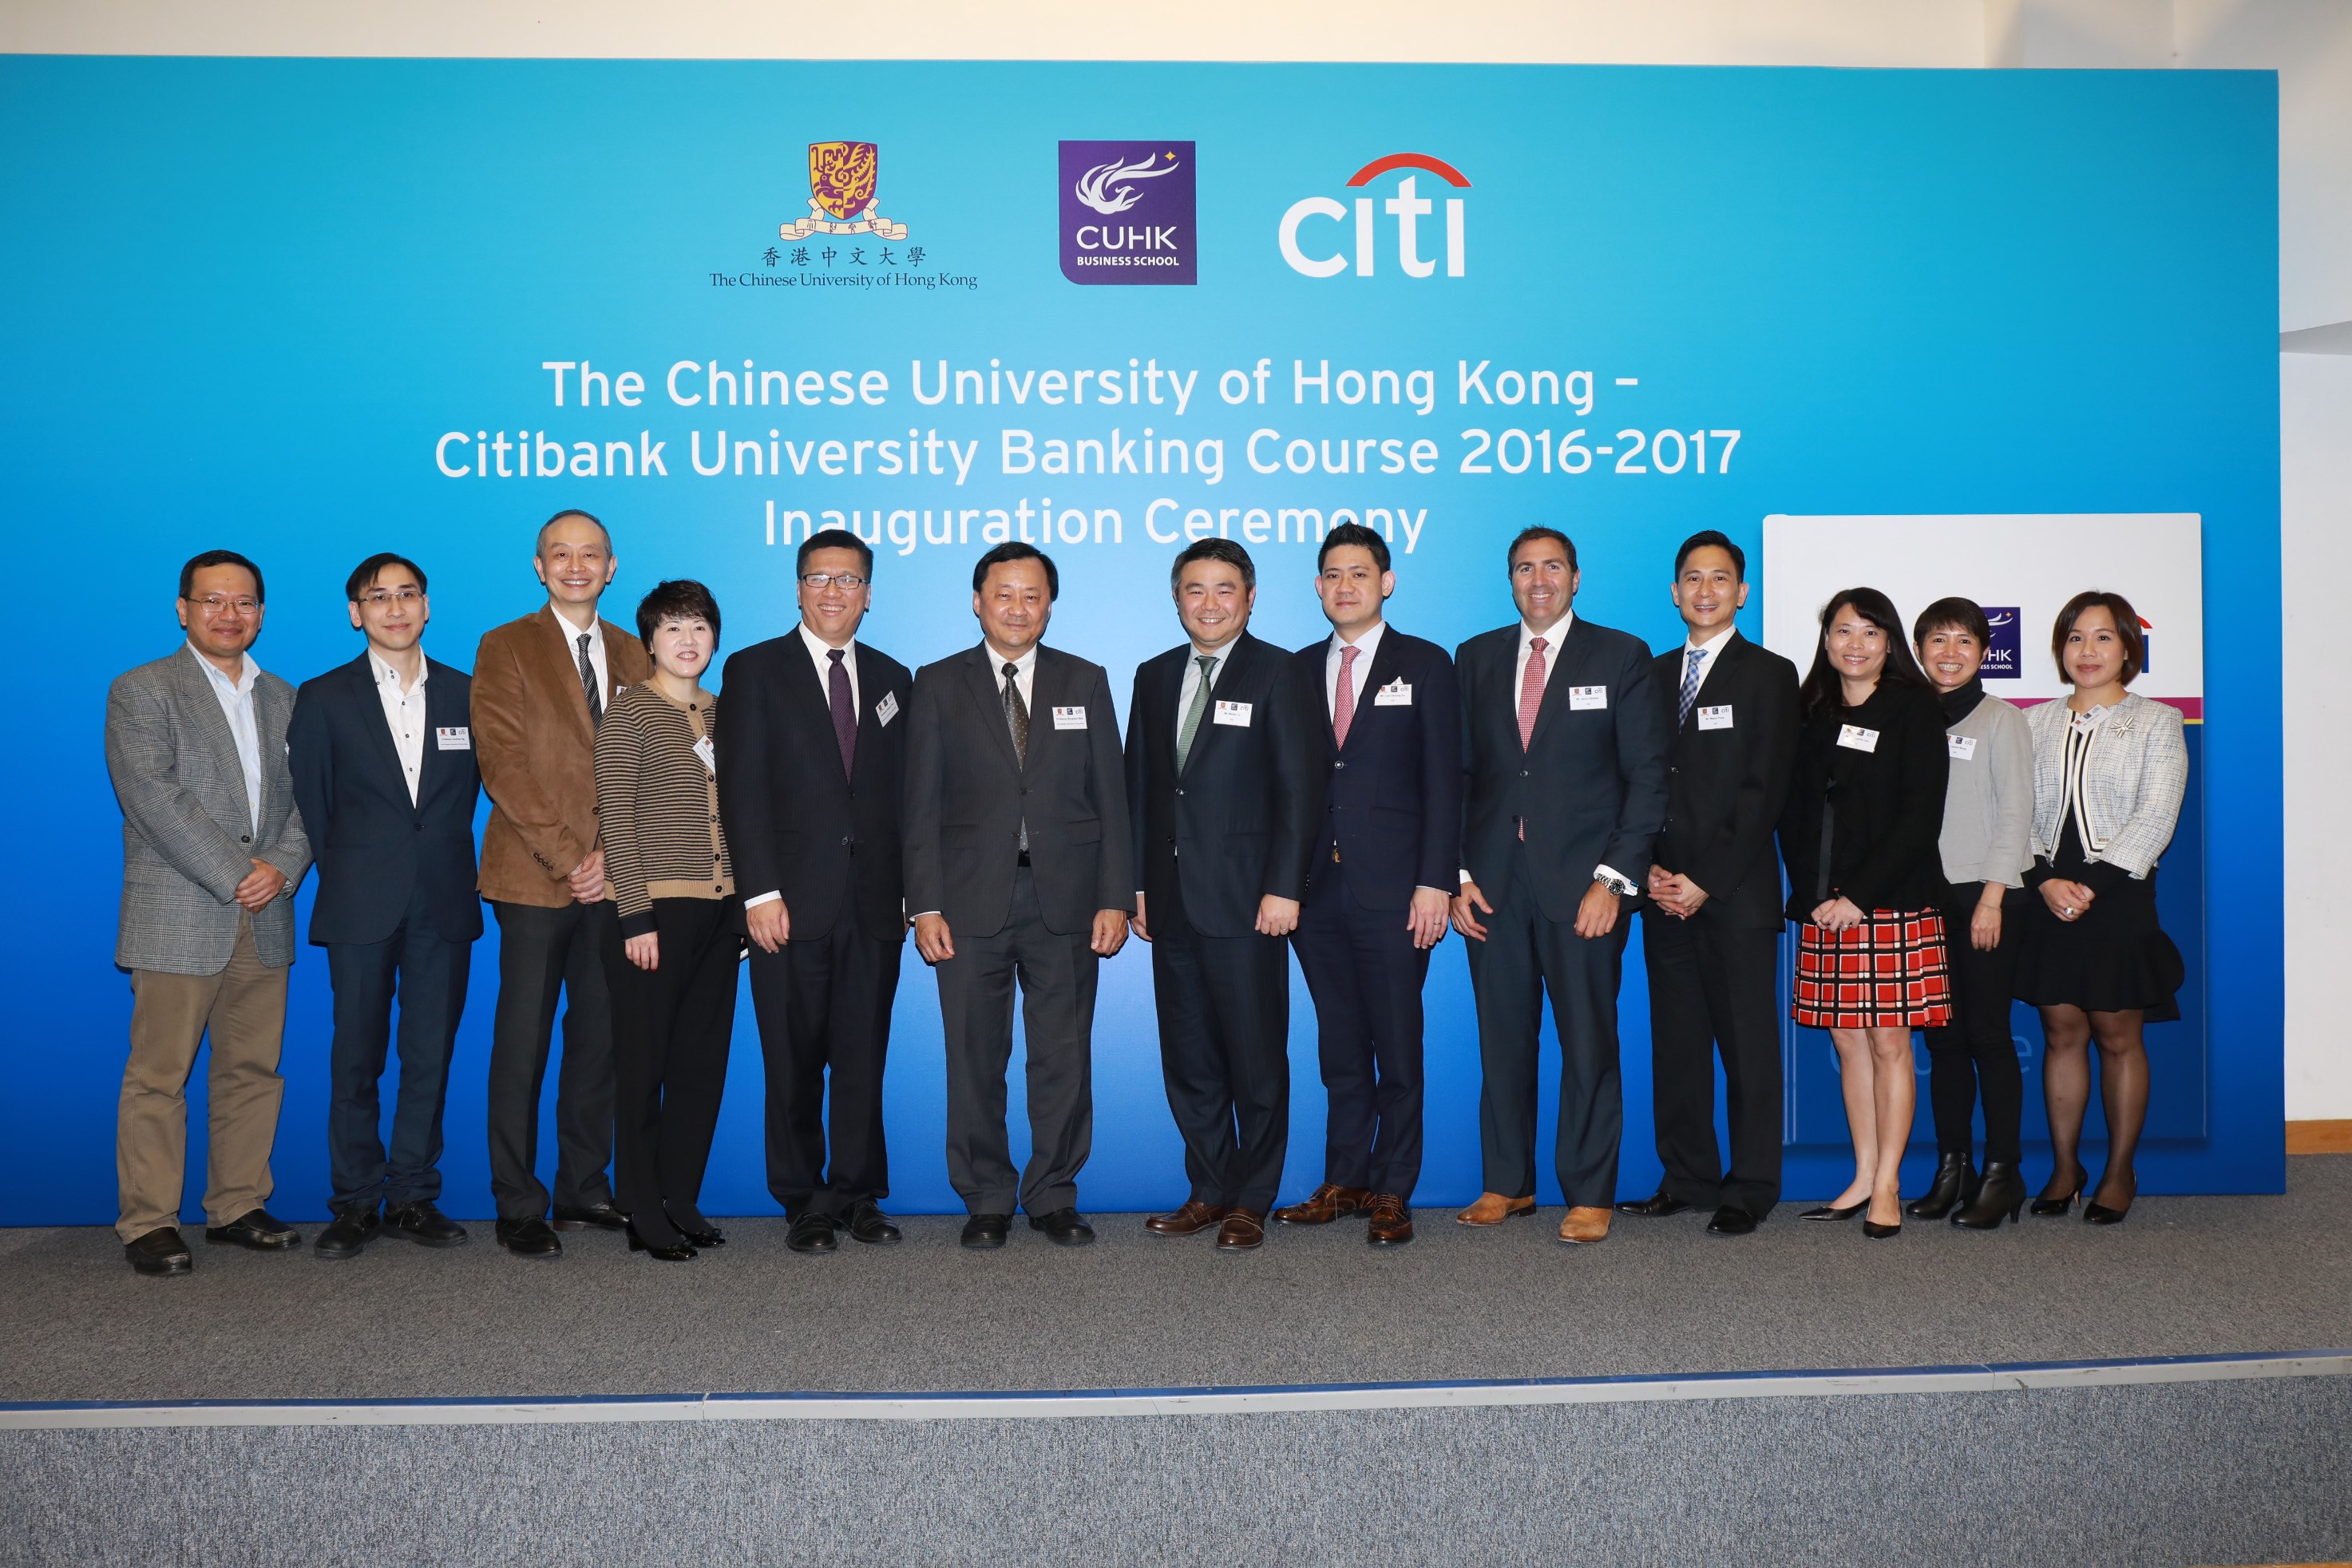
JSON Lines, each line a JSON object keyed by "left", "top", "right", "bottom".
{"left": 783, "top": 141, "right": 910, "bottom": 240}
{"left": 1982, "top": 608, "right": 2022, "bottom": 679}
{"left": 1060, "top": 142, "right": 1196, "bottom": 285}
{"left": 1279, "top": 152, "right": 1469, "bottom": 278}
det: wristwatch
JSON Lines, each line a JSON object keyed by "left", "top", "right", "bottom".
{"left": 1594, "top": 869, "right": 1640, "bottom": 899}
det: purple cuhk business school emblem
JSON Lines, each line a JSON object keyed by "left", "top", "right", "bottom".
{"left": 1059, "top": 141, "right": 1195, "bottom": 285}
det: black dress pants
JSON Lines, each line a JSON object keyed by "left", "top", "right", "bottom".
{"left": 1150, "top": 895, "right": 1293, "bottom": 1214}
{"left": 324, "top": 878, "right": 472, "bottom": 1210}
{"left": 936, "top": 865, "right": 1098, "bottom": 1217}
{"left": 748, "top": 916, "right": 901, "bottom": 1218}
{"left": 1293, "top": 869, "right": 1427, "bottom": 1200}
{"left": 1464, "top": 848, "right": 1629, "bottom": 1207}
{"left": 486, "top": 898, "right": 618, "bottom": 1220}
{"left": 1923, "top": 881, "right": 2026, "bottom": 1164}
{"left": 604, "top": 897, "right": 741, "bottom": 1234}
{"left": 1638, "top": 905, "right": 1783, "bottom": 1218}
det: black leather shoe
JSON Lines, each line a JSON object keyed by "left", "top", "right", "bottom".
{"left": 844, "top": 1201, "right": 903, "bottom": 1245}
{"left": 1616, "top": 1192, "right": 1694, "bottom": 1218}
{"left": 1906, "top": 1153, "right": 1979, "bottom": 1220}
{"left": 1028, "top": 1208, "right": 1095, "bottom": 1247}
{"left": 675, "top": 1222, "right": 727, "bottom": 1248}
{"left": 626, "top": 1219, "right": 698, "bottom": 1261}
{"left": 494, "top": 1217, "right": 562, "bottom": 1258}
{"left": 204, "top": 1208, "right": 301, "bottom": 1250}
{"left": 550, "top": 1202, "right": 626, "bottom": 1232}
{"left": 1951, "top": 1161, "right": 2028, "bottom": 1229}
{"left": 1705, "top": 1206, "right": 1758, "bottom": 1236}
{"left": 314, "top": 1206, "right": 382, "bottom": 1261}
{"left": 383, "top": 1201, "right": 468, "bottom": 1248}
{"left": 960, "top": 1213, "right": 1011, "bottom": 1249}
{"left": 1798, "top": 1198, "right": 1869, "bottom": 1222}
{"left": 125, "top": 1226, "right": 192, "bottom": 1276}
{"left": 786, "top": 1212, "right": 840, "bottom": 1253}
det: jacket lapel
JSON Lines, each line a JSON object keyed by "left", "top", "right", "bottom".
{"left": 536, "top": 606, "right": 597, "bottom": 746}
{"left": 790, "top": 632, "right": 852, "bottom": 786}
{"left": 964, "top": 646, "right": 1022, "bottom": 772}
{"left": 1340, "top": 630, "right": 1404, "bottom": 754}
{"left": 1525, "top": 620, "right": 1582, "bottom": 752}
{"left": 346, "top": 655, "right": 413, "bottom": 809}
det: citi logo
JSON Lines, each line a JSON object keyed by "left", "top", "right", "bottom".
{"left": 1279, "top": 153, "right": 1468, "bottom": 279}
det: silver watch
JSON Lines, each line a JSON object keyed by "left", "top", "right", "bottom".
{"left": 1595, "top": 870, "right": 1639, "bottom": 899}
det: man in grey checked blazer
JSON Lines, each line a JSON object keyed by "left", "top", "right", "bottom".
{"left": 104, "top": 550, "right": 312, "bottom": 1275}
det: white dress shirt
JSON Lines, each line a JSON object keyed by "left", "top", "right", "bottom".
{"left": 746, "top": 624, "right": 865, "bottom": 913}
{"left": 1324, "top": 619, "right": 1387, "bottom": 719}
{"left": 989, "top": 640, "right": 1037, "bottom": 712}
{"left": 1175, "top": 642, "right": 1233, "bottom": 742}
{"left": 1459, "top": 613, "right": 1630, "bottom": 894}
{"left": 552, "top": 608, "right": 610, "bottom": 700}
{"left": 370, "top": 651, "right": 430, "bottom": 806}
{"left": 1677, "top": 624, "right": 1738, "bottom": 704}
{"left": 189, "top": 642, "right": 263, "bottom": 833}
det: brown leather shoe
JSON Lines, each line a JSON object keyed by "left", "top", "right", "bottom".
{"left": 1556, "top": 1205, "right": 1613, "bottom": 1245}
{"left": 1455, "top": 1192, "right": 1538, "bottom": 1226}
{"left": 1144, "top": 1199, "right": 1231, "bottom": 1237}
{"left": 1214, "top": 1210, "right": 1267, "bottom": 1251}
{"left": 1273, "top": 1182, "right": 1372, "bottom": 1225}
{"left": 1365, "top": 1194, "right": 1414, "bottom": 1246}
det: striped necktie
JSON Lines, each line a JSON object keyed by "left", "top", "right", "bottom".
{"left": 1678, "top": 646, "right": 1708, "bottom": 727}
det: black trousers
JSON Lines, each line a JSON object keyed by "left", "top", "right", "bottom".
{"left": 748, "top": 915, "right": 901, "bottom": 1217}
{"left": 1638, "top": 907, "right": 1783, "bottom": 1218}
{"left": 936, "top": 866, "right": 1098, "bottom": 1217}
{"left": 1923, "top": 882, "right": 2026, "bottom": 1164}
{"left": 486, "top": 898, "right": 617, "bottom": 1220}
{"left": 323, "top": 878, "right": 472, "bottom": 1210}
{"left": 603, "top": 897, "right": 741, "bottom": 1233}
{"left": 1292, "top": 870, "right": 1427, "bottom": 1199}
{"left": 1150, "top": 897, "right": 1293, "bottom": 1214}
{"left": 1464, "top": 848, "right": 1629, "bottom": 1207}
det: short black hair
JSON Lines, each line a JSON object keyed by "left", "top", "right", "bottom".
{"left": 537, "top": 509, "right": 610, "bottom": 554}
{"left": 972, "top": 541, "right": 1059, "bottom": 600}
{"left": 180, "top": 549, "right": 265, "bottom": 604}
{"left": 345, "top": 552, "right": 428, "bottom": 604}
{"left": 2050, "top": 590, "right": 2144, "bottom": 687}
{"left": 1507, "top": 526, "right": 1576, "bottom": 574}
{"left": 1913, "top": 596, "right": 1990, "bottom": 648}
{"left": 1317, "top": 521, "right": 1391, "bottom": 573}
{"left": 1673, "top": 530, "right": 1745, "bottom": 581}
{"left": 1171, "top": 537, "right": 1257, "bottom": 591}
{"left": 636, "top": 579, "right": 722, "bottom": 647}
{"left": 798, "top": 528, "right": 873, "bottom": 576}
{"left": 1798, "top": 586, "right": 1930, "bottom": 713}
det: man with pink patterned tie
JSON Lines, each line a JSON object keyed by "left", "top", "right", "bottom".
{"left": 1449, "top": 527, "right": 1671, "bottom": 1245}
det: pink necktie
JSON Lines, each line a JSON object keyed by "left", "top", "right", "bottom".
{"left": 1518, "top": 636, "right": 1547, "bottom": 750}
{"left": 1332, "top": 643, "right": 1360, "bottom": 749}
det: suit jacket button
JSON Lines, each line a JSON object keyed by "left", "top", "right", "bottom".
{"left": 240, "top": 834, "right": 251, "bottom": 844}
{"left": 1333, "top": 761, "right": 1347, "bottom": 770}
{"left": 840, "top": 836, "right": 851, "bottom": 846}
{"left": 1519, "top": 770, "right": 1530, "bottom": 778}
{"left": 1176, "top": 787, "right": 1185, "bottom": 796}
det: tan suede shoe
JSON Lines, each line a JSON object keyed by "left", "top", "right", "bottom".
{"left": 1455, "top": 1192, "right": 1538, "bottom": 1226}
{"left": 1556, "top": 1206, "right": 1613, "bottom": 1245}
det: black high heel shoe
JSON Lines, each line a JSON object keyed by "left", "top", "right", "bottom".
{"left": 2029, "top": 1166, "right": 2085, "bottom": 1218}
{"left": 2082, "top": 1178, "right": 2133, "bottom": 1225}
{"left": 1950, "top": 1161, "right": 2027, "bottom": 1229}
{"left": 1906, "top": 1153, "right": 1979, "bottom": 1220}
{"left": 1799, "top": 1197, "right": 1870, "bottom": 1222}
{"left": 668, "top": 1210, "right": 726, "bottom": 1248}
{"left": 625, "top": 1220, "right": 698, "bottom": 1261}
{"left": 1863, "top": 1217, "right": 1902, "bottom": 1239}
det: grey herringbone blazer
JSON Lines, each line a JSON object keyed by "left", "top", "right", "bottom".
{"left": 105, "top": 645, "right": 311, "bottom": 975}
{"left": 2025, "top": 689, "right": 2188, "bottom": 881}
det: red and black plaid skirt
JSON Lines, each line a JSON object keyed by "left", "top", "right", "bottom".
{"left": 1792, "top": 910, "right": 1953, "bottom": 1030}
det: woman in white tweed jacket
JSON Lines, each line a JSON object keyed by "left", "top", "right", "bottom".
{"left": 2013, "top": 592, "right": 2188, "bottom": 1227}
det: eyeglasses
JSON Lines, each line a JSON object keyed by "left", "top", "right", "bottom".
{"left": 358, "top": 588, "right": 423, "bottom": 608}
{"left": 799, "top": 572, "right": 869, "bottom": 590}
{"left": 187, "top": 594, "right": 262, "bottom": 616}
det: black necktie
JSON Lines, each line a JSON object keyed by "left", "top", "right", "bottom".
{"left": 827, "top": 648, "right": 857, "bottom": 776}
{"left": 576, "top": 632, "right": 602, "bottom": 727}
{"left": 1002, "top": 660, "right": 1029, "bottom": 767}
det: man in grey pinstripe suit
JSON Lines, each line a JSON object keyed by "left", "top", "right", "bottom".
{"left": 104, "top": 550, "right": 312, "bottom": 1275}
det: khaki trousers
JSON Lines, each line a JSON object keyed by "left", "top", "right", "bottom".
{"left": 117, "top": 913, "right": 289, "bottom": 1242}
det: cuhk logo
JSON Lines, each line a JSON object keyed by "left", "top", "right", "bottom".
{"left": 1280, "top": 152, "right": 1469, "bottom": 279}
{"left": 1982, "top": 608, "right": 2021, "bottom": 679}
{"left": 1060, "top": 142, "right": 1195, "bottom": 286}
{"left": 2137, "top": 615, "right": 2153, "bottom": 675}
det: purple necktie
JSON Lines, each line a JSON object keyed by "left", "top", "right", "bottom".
{"left": 828, "top": 647, "right": 857, "bottom": 776}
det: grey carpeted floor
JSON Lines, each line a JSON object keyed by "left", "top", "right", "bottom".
{"left": 5, "top": 1158, "right": 2347, "bottom": 1406}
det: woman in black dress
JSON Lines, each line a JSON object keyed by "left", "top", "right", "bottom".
{"left": 2013, "top": 592, "right": 2188, "bottom": 1225}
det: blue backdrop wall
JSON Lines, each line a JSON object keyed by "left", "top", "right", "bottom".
{"left": 0, "top": 57, "right": 2280, "bottom": 1223}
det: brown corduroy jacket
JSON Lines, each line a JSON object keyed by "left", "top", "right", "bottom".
{"left": 473, "top": 604, "right": 651, "bottom": 907}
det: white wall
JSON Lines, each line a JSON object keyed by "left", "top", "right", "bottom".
{"left": 10, "top": 0, "right": 2349, "bottom": 1114}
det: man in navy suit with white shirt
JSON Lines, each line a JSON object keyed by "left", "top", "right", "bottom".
{"left": 1275, "top": 524, "right": 1461, "bottom": 1247}
{"left": 287, "top": 552, "right": 483, "bottom": 1260}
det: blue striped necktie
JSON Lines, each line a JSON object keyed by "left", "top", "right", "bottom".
{"left": 1677, "top": 647, "right": 1707, "bottom": 727}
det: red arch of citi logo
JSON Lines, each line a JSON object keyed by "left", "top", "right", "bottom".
{"left": 1279, "top": 153, "right": 1471, "bottom": 279}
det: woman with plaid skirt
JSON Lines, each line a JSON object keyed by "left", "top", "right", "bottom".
{"left": 1778, "top": 588, "right": 1951, "bottom": 1238}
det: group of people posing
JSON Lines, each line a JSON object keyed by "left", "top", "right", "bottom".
{"left": 104, "top": 513, "right": 2187, "bottom": 1275}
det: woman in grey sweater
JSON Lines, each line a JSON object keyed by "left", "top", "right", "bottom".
{"left": 1907, "top": 600, "right": 2035, "bottom": 1228}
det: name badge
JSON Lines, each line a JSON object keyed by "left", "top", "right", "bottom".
{"left": 435, "top": 726, "right": 471, "bottom": 750}
{"left": 1697, "top": 705, "right": 1733, "bottom": 731}
{"left": 875, "top": 691, "right": 899, "bottom": 727}
{"left": 1569, "top": 685, "right": 1608, "bottom": 711}
{"left": 1948, "top": 734, "right": 1978, "bottom": 762}
{"left": 1373, "top": 680, "right": 1412, "bottom": 707}
{"left": 1052, "top": 705, "right": 1087, "bottom": 731}
{"left": 692, "top": 735, "right": 717, "bottom": 773}
{"left": 1837, "top": 724, "right": 1880, "bottom": 753}
{"left": 1214, "top": 699, "right": 1253, "bottom": 727}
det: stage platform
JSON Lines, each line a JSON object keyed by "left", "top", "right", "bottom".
{"left": 5, "top": 1160, "right": 2350, "bottom": 1565}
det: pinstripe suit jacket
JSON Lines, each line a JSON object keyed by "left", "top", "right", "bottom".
{"left": 2025, "top": 690, "right": 2187, "bottom": 880}
{"left": 105, "top": 644, "right": 312, "bottom": 974}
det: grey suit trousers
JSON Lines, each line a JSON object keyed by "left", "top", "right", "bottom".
{"left": 936, "top": 867, "right": 1097, "bottom": 1216}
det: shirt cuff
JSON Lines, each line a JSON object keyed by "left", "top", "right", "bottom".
{"left": 1458, "top": 869, "right": 1472, "bottom": 885}
{"left": 1594, "top": 864, "right": 1638, "bottom": 897}
{"left": 743, "top": 890, "right": 781, "bottom": 909}
{"left": 913, "top": 910, "right": 941, "bottom": 919}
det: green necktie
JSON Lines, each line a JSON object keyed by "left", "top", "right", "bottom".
{"left": 1175, "top": 653, "right": 1218, "bottom": 773}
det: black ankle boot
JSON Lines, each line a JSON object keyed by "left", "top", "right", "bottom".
{"left": 1905, "top": 1152, "right": 1978, "bottom": 1219}
{"left": 1951, "top": 1161, "right": 2027, "bottom": 1229}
